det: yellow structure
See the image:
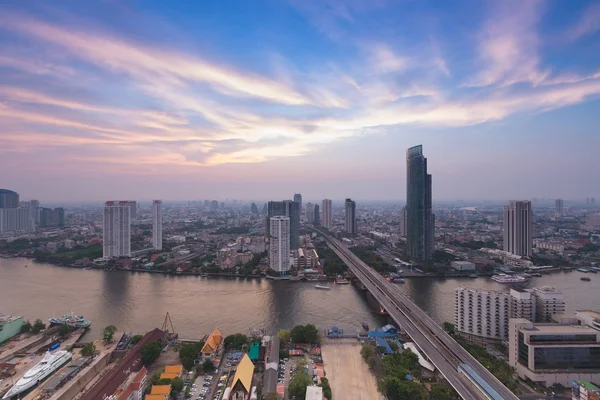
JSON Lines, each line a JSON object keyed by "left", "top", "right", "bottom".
{"left": 147, "top": 384, "right": 172, "bottom": 399}
{"left": 230, "top": 354, "right": 254, "bottom": 399}
{"left": 201, "top": 328, "right": 223, "bottom": 355}
{"left": 160, "top": 364, "right": 184, "bottom": 380}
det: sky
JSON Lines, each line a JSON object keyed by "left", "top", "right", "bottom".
{"left": 1, "top": 0, "right": 599, "bottom": 203}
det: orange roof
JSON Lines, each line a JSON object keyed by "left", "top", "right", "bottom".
{"left": 201, "top": 328, "right": 223, "bottom": 355}
{"left": 164, "top": 365, "right": 183, "bottom": 375}
{"left": 160, "top": 372, "right": 179, "bottom": 380}
{"left": 230, "top": 354, "right": 254, "bottom": 393}
{"left": 150, "top": 385, "right": 172, "bottom": 395}
{"left": 145, "top": 395, "right": 168, "bottom": 400}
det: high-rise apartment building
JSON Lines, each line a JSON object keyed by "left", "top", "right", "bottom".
{"left": 587, "top": 212, "right": 600, "bottom": 230}
{"left": 40, "top": 208, "right": 65, "bottom": 227}
{"left": 504, "top": 200, "right": 533, "bottom": 257}
{"left": 0, "top": 189, "right": 19, "bottom": 209}
{"left": 305, "top": 202, "right": 314, "bottom": 225}
{"left": 406, "top": 145, "right": 434, "bottom": 260}
{"left": 152, "top": 200, "right": 163, "bottom": 251}
{"left": 344, "top": 198, "right": 356, "bottom": 235}
{"left": 269, "top": 216, "right": 290, "bottom": 273}
{"left": 128, "top": 201, "right": 137, "bottom": 219}
{"left": 313, "top": 204, "right": 320, "bottom": 225}
{"left": 103, "top": 201, "right": 131, "bottom": 258}
{"left": 399, "top": 206, "right": 407, "bottom": 237}
{"left": 531, "top": 286, "right": 565, "bottom": 322}
{"left": 267, "top": 200, "right": 300, "bottom": 249}
{"left": 321, "top": 199, "right": 332, "bottom": 229}
{"left": 555, "top": 198, "right": 563, "bottom": 216}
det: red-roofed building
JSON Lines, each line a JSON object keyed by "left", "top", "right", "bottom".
{"left": 107, "top": 366, "right": 148, "bottom": 400}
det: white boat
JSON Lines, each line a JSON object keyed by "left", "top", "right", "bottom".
{"left": 491, "top": 273, "right": 527, "bottom": 283}
{"left": 314, "top": 284, "right": 331, "bottom": 290}
{"left": 3, "top": 350, "right": 72, "bottom": 399}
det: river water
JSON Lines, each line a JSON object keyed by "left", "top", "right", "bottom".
{"left": 1, "top": 258, "right": 598, "bottom": 340}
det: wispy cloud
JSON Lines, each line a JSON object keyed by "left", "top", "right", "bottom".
{"left": 565, "top": 1, "right": 600, "bottom": 41}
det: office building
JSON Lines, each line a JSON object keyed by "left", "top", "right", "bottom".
{"left": 267, "top": 200, "right": 300, "bottom": 249}
{"left": 531, "top": 286, "right": 565, "bottom": 322}
{"left": 509, "top": 319, "right": 600, "bottom": 386}
{"left": 406, "top": 145, "right": 434, "bottom": 260}
{"left": 128, "top": 201, "right": 137, "bottom": 219}
{"left": 152, "top": 200, "right": 163, "bottom": 251}
{"left": 250, "top": 203, "right": 259, "bottom": 214}
{"left": 305, "top": 202, "right": 314, "bottom": 225}
{"left": 103, "top": 201, "right": 131, "bottom": 258}
{"left": 321, "top": 199, "right": 332, "bottom": 229}
{"left": 294, "top": 193, "right": 302, "bottom": 215}
{"left": 0, "top": 189, "right": 19, "bottom": 209}
{"left": 455, "top": 287, "right": 534, "bottom": 344}
{"left": 555, "top": 198, "right": 563, "bottom": 216}
{"left": 345, "top": 198, "right": 356, "bottom": 235}
{"left": 399, "top": 206, "right": 407, "bottom": 237}
{"left": 503, "top": 200, "right": 533, "bottom": 257}
{"left": 211, "top": 200, "right": 219, "bottom": 211}
{"left": 313, "top": 204, "right": 320, "bottom": 225}
{"left": 269, "top": 216, "right": 290, "bottom": 273}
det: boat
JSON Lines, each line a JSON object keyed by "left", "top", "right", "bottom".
{"left": 362, "top": 321, "right": 369, "bottom": 330}
{"left": 531, "top": 273, "right": 542, "bottom": 277}
{"left": 2, "top": 350, "right": 72, "bottom": 399}
{"left": 48, "top": 312, "right": 91, "bottom": 329}
{"left": 577, "top": 268, "right": 590, "bottom": 273}
{"left": 200, "top": 273, "right": 209, "bottom": 277}
{"left": 117, "top": 333, "right": 132, "bottom": 350}
{"left": 391, "top": 277, "right": 405, "bottom": 283}
{"left": 314, "top": 284, "right": 331, "bottom": 290}
{"left": 335, "top": 276, "right": 350, "bottom": 284}
{"left": 491, "top": 274, "right": 527, "bottom": 283}
{"left": 469, "top": 274, "right": 478, "bottom": 278}
{"left": 581, "top": 277, "right": 591, "bottom": 281}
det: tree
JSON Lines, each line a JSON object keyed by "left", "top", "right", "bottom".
{"left": 58, "top": 325, "right": 72, "bottom": 338}
{"left": 182, "top": 356, "right": 194, "bottom": 371}
{"left": 224, "top": 334, "right": 248, "bottom": 350}
{"left": 171, "top": 376, "right": 184, "bottom": 393}
{"left": 202, "top": 359, "right": 215, "bottom": 373}
{"left": 290, "top": 324, "right": 319, "bottom": 344}
{"left": 150, "top": 371, "right": 161, "bottom": 385}
{"left": 157, "top": 378, "right": 172, "bottom": 385}
{"left": 429, "top": 384, "right": 459, "bottom": 400}
{"left": 384, "top": 378, "right": 427, "bottom": 400}
{"left": 276, "top": 329, "right": 291, "bottom": 344}
{"left": 288, "top": 369, "right": 312, "bottom": 400}
{"left": 263, "top": 393, "right": 281, "bottom": 400}
{"left": 81, "top": 342, "right": 97, "bottom": 357}
{"left": 20, "top": 321, "right": 32, "bottom": 334}
{"left": 443, "top": 322, "right": 455, "bottom": 333}
{"left": 130, "top": 334, "right": 143, "bottom": 345}
{"left": 32, "top": 319, "right": 46, "bottom": 334}
{"left": 179, "top": 341, "right": 204, "bottom": 367}
{"left": 141, "top": 341, "right": 162, "bottom": 365}
{"left": 319, "top": 377, "right": 332, "bottom": 400}
{"left": 360, "top": 343, "right": 374, "bottom": 361}
{"left": 103, "top": 325, "right": 117, "bottom": 343}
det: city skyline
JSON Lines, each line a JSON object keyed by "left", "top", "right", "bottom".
{"left": 1, "top": 1, "right": 600, "bottom": 201}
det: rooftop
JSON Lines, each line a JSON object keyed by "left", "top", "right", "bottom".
{"left": 576, "top": 310, "right": 600, "bottom": 320}
{"left": 0, "top": 313, "right": 22, "bottom": 323}
{"left": 230, "top": 353, "right": 254, "bottom": 393}
{"left": 305, "top": 385, "right": 323, "bottom": 400}
{"left": 519, "top": 323, "right": 600, "bottom": 335}
{"left": 575, "top": 380, "right": 600, "bottom": 391}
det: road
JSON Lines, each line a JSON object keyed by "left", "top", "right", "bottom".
{"left": 318, "top": 230, "right": 518, "bottom": 400}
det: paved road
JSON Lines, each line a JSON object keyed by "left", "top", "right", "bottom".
{"left": 319, "top": 230, "right": 519, "bottom": 400}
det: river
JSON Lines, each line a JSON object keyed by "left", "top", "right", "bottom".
{"left": 1, "top": 258, "right": 598, "bottom": 340}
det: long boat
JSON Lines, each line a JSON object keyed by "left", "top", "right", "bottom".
{"left": 3, "top": 351, "right": 72, "bottom": 399}
{"left": 314, "top": 284, "right": 331, "bottom": 290}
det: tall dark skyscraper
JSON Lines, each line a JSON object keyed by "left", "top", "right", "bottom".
{"left": 0, "top": 189, "right": 19, "bottom": 209}
{"left": 313, "top": 204, "right": 320, "bottom": 225}
{"left": 406, "top": 145, "right": 434, "bottom": 260}
{"left": 344, "top": 198, "right": 356, "bottom": 235}
{"left": 267, "top": 200, "right": 300, "bottom": 249}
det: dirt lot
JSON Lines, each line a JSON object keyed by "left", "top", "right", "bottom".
{"left": 321, "top": 339, "right": 383, "bottom": 400}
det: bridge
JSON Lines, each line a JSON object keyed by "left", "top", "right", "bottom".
{"left": 319, "top": 230, "right": 518, "bottom": 400}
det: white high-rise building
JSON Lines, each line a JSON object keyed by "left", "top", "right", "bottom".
{"left": 399, "top": 206, "right": 407, "bottom": 237}
{"left": 269, "top": 216, "right": 290, "bottom": 273}
{"left": 504, "top": 200, "right": 533, "bottom": 257}
{"left": 321, "top": 199, "right": 332, "bottom": 229}
{"left": 531, "top": 286, "right": 565, "bottom": 322}
{"left": 152, "top": 200, "right": 163, "bottom": 251}
{"left": 0, "top": 208, "right": 35, "bottom": 233}
{"left": 305, "top": 202, "right": 314, "bottom": 225}
{"left": 103, "top": 201, "right": 131, "bottom": 258}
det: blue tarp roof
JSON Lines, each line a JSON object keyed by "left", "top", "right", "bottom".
{"left": 405, "top": 374, "right": 413, "bottom": 381}
{"left": 375, "top": 337, "right": 393, "bottom": 354}
{"left": 330, "top": 326, "right": 342, "bottom": 333}
{"left": 368, "top": 330, "right": 396, "bottom": 338}
{"left": 378, "top": 324, "right": 398, "bottom": 333}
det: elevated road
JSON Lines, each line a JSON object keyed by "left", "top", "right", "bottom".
{"left": 319, "top": 231, "right": 518, "bottom": 400}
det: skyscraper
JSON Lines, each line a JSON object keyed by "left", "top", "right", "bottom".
{"left": 250, "top": 203, "right": 259, "bottom": 214}
{"left": 406, "top": 145, "right": 434, "bottom": 260}
{"left": 321, "top": 199, "right": 332, "bottom": 229}
{"left": 294, "top": 193, "right": 302, "bottom": 215}
{"left": 152, "top": 200, "right": 163, "bottom": 251}
{"left": 503, "top": 200, "right": 533, "bottom": 257}
{"left": 344, "top": 198, "right": 356, "bottom": 235}
{"left": 0, "top": 189, "right": 19, "bottom": 209}
{"left": 269, "top": 216, "right": 290, "bottom": 273}
{"left": 305, "top": 202, "right": 314, "bottom": 225}
{"left": 399, "top": 206, "right": 407, "bottom": 237}
{"left": 555, "top": 199, "right": 563, "bottom": 216}
{"left": 103, "top": 201, "right": 131, "bottom": 258}
{"left": 314, "top": 204, "right": 320, "bottom": 225}
{"left": 267, "top": 200, "right": 300, "bottom": 249}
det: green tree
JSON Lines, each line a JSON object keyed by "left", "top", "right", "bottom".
{"left": 171, "top": 376, "right": 184, "bottom": 393}
{"left": 141, "top": 341, "right": 162, "bottom": 365}
{"left": 202, "top": 359, "right": 215, "bottom": 373}
{"left": 58, "top": 325, "right": 72, "bottom": 338}
{"left": 290, "top": 324, "right": 319, "bottom": 344}
{"left": 276, "top": 329, "right": 291, "bottom": 344}
{"left": 179, "top": 341, "right": 204, "bottom": 367}
{"left": 103, "top": 325, "right": 117, "bottom": 343}
{"left": 20, "top": 321, "right": 32, "bottom": 334}
{"left": 130, "top": 334, "right": 143, "bottom": 345}
{"left": 442, "top": 322, "right": 455, "bottom": 333}
{"left": 157, "top": 378, "right": 172, "bottom": 385}
{"left": 384, "top": 378, "right": 427, "bottom": 400}
{"left": 360, "top": 343, "right": 374, "bottom": 361}
{"left": 429, "top": 384, "right": 459, "bottom": 400}
{"left": 80, "top": 342, "right": 97, "bottom": 357}
{"left": 32, "top": 319, "right": 46, "bottom": 334}
{"left": 279, "top": 349, "right": 290, "bottom": 359}
{"left": 150, "top": 371, "right": 161, "bottom": 385}
{"left": 181, "top": 356, "right": 194, "bottom": 371}
{"left": 288, "top": 369, "right": 312, "bottom": 400}
{"left": 224, "top": 334, "right": 248, "bottom": 350}
{"left": 319, "top": 377, "right": 332, "bottom": 400}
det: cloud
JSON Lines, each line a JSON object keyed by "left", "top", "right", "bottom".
{"left": 370, "top": 44, "right": 408, "bottom": 73}
{"left": 565, "top": 1, "right": 600, "bottom": 41}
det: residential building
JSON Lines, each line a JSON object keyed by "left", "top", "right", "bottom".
{"left": 555, "top": 198, "right": 563, "bottom": 216}
{"left": 229, "top": 354, "right": 254, "bottom": 400}
{"left": 503, "top": 200, "right": 533, "bottom": 257}
{"left": 0, "top": 314, "right": 24, "bottom": 343}
{"left": 344, "top": 198, "right": 356, "bottom": 235}
{"left": 509, "top": 319, "right": 600, "bottom": 386}
{"left": 210, "top": 200, "right": 219, "bottom": 211}
{"left": 267, "top": 200, "right": 300, "bottom": 249}
{"left": 531, "top": 286, "right": 565, "bottom": 322}
{"left": 305, "top": 386, "right": 324, "bottom": 400}
{"left": 321, "top": 199, "right": 332, "bottom": 229}
{"left": 107, "top": 366, "right": 148, "bottom": 400}
{"left": 450, "top": 261, "right": 475, "bottom": 271}
{"left": 305, "top": 202, "right": 314, "bottom": 225}
{"left": 399, "top": 206, "right": 407, "bottom": 237}
{"left": 0, "top": 189, "right": 19, "bottom": 208}
{"left": 0, "top": 207, "right": 35, "bottom": 233}
{"left": 586, "top": 212, "right": 600, "bottom": 230}
{"left": 269, "top": 216, "right": 290, "bottom": 272}
{"left": 572, "top": 380, "right": 600, "bottom": 400}
{"left": 313, "top": 204, "right": 320, "bottom": 225}
{"left": 103, "top": 201, "right": 131, "bottom": 258}
{"left": 40, "top": 207, "right": 65, "bottom": 227}
{"left": 406, "top": 145, "right": 434, "bottom": 260}
{"left": 152, "top": 200, "right": 163, "bottom": 250}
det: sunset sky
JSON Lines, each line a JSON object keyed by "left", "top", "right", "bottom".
{"left": 1, "top": 0, "right": 599, "bottom": 203}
